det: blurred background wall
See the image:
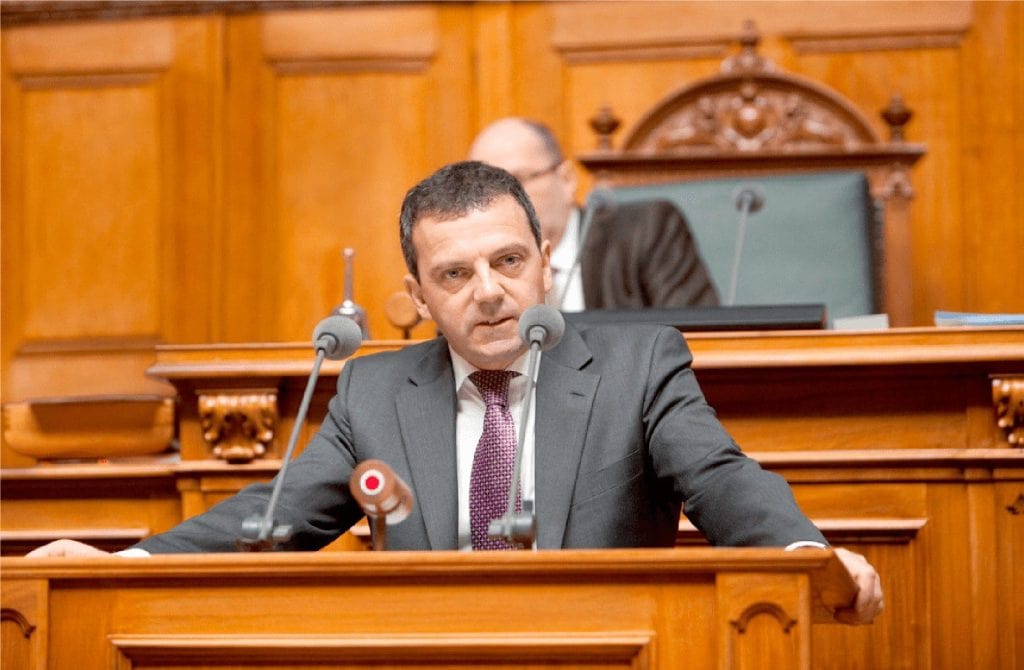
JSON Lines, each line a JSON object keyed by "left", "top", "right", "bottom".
{"left": 2, "top": 0, "right": 1022, "bottom": 408}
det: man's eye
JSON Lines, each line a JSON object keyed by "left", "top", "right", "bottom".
{"left": 442, "top": 268, "right": 464, "bottom": 280}
{"left": 499, "top": 255, "right": 522, "bottom": 267}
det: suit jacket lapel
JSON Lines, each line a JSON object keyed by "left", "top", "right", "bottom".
{"left": 396, "top": 340, "right": 459, "bottom": 550}
{"left": 534, "top": 325, "right": 598, "bottom": 549}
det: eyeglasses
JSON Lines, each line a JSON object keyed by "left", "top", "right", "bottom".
{"left": 512, "top": 162, "right": 560, "bottom": 184}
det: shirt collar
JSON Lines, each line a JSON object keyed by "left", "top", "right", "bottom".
{"left": 450, "top": 346, "right": 530, "bottom": 393}
{"left": 549, "top": 209, "right": 580, "bottom": 273}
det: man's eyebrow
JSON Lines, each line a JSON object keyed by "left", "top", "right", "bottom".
{"left": 491, "top": 242, "right": 530, "bottom": 258}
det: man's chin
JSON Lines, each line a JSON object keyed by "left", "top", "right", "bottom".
{"left": 464, "top": 337, "right": 526, "bottom": 370}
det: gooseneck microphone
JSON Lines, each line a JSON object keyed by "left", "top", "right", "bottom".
{"left": 238, "top": 315, "right": 363, "bottom": 551}
{"left": 349, "top": 459, "right": 414, "bottom": 551}
{"left": 555, "top": 188, "right": 616, "bottom": 309}
{"left": 726, "top": 184, "right": 766, "bottom": 306}
{"left": 488, "top": 304, "right": 565, "bottom": 548}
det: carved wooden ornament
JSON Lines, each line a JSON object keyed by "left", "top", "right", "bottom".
{"left": 198, "top": 390, "right": 278, "bottom": 463}
{"left": 992, "top": 376, "right": 1024, "bottom": 447}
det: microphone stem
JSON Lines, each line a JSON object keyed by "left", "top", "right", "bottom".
{"left": 257, "top": 347, "right": 327, "bottom": 541}
{"left": 555, "top": 204, "right": 598, "bottom": 309}
{"left": 726, "top": 200, "right": 752, "bottom": 306}
{"left": 506, "top": 341, "right": 540, "bottom": 530}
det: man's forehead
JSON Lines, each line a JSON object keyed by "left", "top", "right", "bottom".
{"left": 472, "top": 126, "right": 546, "bottom": 167}
{"left": 417, "top": 195, "right": 526, "bottom": 228}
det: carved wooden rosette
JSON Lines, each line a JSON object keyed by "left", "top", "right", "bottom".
{"left": 991, "top": 376, "right": 1024, "bottom": 447}
{"left": 197, "top": 389, "right": 278, "bottom": 463}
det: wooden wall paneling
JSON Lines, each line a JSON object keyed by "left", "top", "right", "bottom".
{"left": 503, "top": 4, "right": 565, "bottom": 135}
{"left": 0, "top": 578, "right": 47, "bottom": 670}
{"left": 221, "top": 6, "right": 474, "bottom": 344}
{"left": 792, "top": 480, "right": 929, "bottom": 669}
{"left": 0, "top": 16, "right": 220, "bottom": 404}
{"left": 0, "top": 29, "right": 26, "bottom": 416}
{"left": 219, "top": 14, "right": 273, "bottom": 343}
{"left": 960, "top": 1, "right": 1024, "bottom": 316}
{"left": 995, "top": 482, "right": 1024, "bottom": 669}
{"left": 550, "top": 2, "right": 730, "bottom": 196}
{"left": 923, "top": 483, "right": 977, "bottom": 670}
{"left": 471, "top": 2, "right": 515, "bottom": 125}
{"left": 426, "top": 5, "right": 476, "bottom": 169}
{"left": 699, "top": 367, "right": 971, "bottom": 453}
{"left": 966, "top": 477, "right": 1001, "bottom": 670}
{"left": 790, "top": 45, "right": 966, "bottom": 327}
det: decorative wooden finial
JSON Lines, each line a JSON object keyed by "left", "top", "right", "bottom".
{"left": 722, "top": 20, "right": 772, "bottom": 74}
{"left": 881, "top": 93, "right": 913, "bottom": 143}
{"left": 589, "top": 105, "right": 621, "bottom": 151}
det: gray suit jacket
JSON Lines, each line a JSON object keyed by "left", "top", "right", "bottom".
{"left": 137, "top": 323, "right": 824, "bottom": 553}
{"left": 581, "top": 199, "right": 719, "bottom": 309}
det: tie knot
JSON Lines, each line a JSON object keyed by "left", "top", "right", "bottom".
{"left": 470, "top": 370, "right": 519, "bottom": 408}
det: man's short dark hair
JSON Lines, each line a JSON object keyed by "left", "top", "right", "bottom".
{"left": 399, "top": 161, "right": 542, "bottom": 278}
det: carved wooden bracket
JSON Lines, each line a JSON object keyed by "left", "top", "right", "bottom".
{"left": 730, "top": 601, "right": 797, "bottom": 634}
{"left": 992, "top": 376, "right": 1024, "bottom": 447}
{"left": 880, "top": 163, "right": 915, "bottom": 200}
{"left": 198, "top": 389, "right": 278, "bottom": 463}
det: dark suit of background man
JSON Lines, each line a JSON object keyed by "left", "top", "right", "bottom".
{"left": 468, "top": 117, "right": 718, "bottom": 311}
{"left": 28, "top": 161, "right": 881, "bottom": 626}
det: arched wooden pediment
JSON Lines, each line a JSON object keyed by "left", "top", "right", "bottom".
{"left": 623, "top": 54, "right": 879, "bottom": 153}
{"left": 592, "top": 22, "right": 915, "bottom": 155}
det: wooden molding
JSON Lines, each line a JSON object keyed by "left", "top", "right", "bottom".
{"left": 730, "top": 602, "right": 797, "bottom": 634}
{"left": 0, "top": 528, "right": 149, "bottom": 556}
{"left": 0, "top": 607, "right": 36, "bottom": 639}
{"left": 0, "top": 1, "right": 340, "bottom": 27}
{"left": 110, "top": 632, "right": 652, "bottom": 665}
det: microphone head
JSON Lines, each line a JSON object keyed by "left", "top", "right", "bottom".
{"left": 312, "top": 315, "right": 364, "bottom": 360}
{"left": 518, "top": 304, "right": 565, "bottom": 351}
{"left": 732, "top": 184, "right": 765, "bottom": 214}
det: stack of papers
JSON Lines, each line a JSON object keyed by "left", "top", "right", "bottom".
{"left": 934, "top": 311, "right": 1024, "bottom": 326}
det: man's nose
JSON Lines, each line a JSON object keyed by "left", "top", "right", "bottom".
{"left": 472, "top": 265, "right": 504, "bottom": 303}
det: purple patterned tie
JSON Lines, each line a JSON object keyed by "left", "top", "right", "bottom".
{"left": 469, "top": 369, "right": 522, "bottom": 550}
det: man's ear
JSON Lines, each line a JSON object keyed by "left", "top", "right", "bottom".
{"left": 539, "top": 239, "right": 553, "bottom": 295}
{"left": 404, "top": 274, "right": 433, "bottom": 321}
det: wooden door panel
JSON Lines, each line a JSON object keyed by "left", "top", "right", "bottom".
{"left": 1, "top": 17, "right": 220, "bottom": 407}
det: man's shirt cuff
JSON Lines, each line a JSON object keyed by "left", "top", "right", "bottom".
{"left": 784, "top": 540, "right": 828, "bottom": 551}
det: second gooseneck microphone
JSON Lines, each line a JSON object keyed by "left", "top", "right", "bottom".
{"left": 726, "top": 184, "right": 766, "bottom": 306}
{"left": 238, "top": 315, "right": 363, "bottom": 551}
{"left": 555, "top": 189, "right": 616, "bottom": 310}
{"left": 488, "top": 304, "right": 565, "bottom": 548}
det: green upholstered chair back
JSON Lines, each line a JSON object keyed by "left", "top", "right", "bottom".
{"left": 610, "top": 171, "right": 879, "bottom": 325}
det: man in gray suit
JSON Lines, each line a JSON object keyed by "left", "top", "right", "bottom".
{"left": 468, "top": 117, "right": 718, "bottom": 310}
{"left": 29, "top": 161, "right": 881, "bottom": 625}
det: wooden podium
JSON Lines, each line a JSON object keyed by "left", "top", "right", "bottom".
{"left": 2, "top": 548, "right": 854, "bottom": 669}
